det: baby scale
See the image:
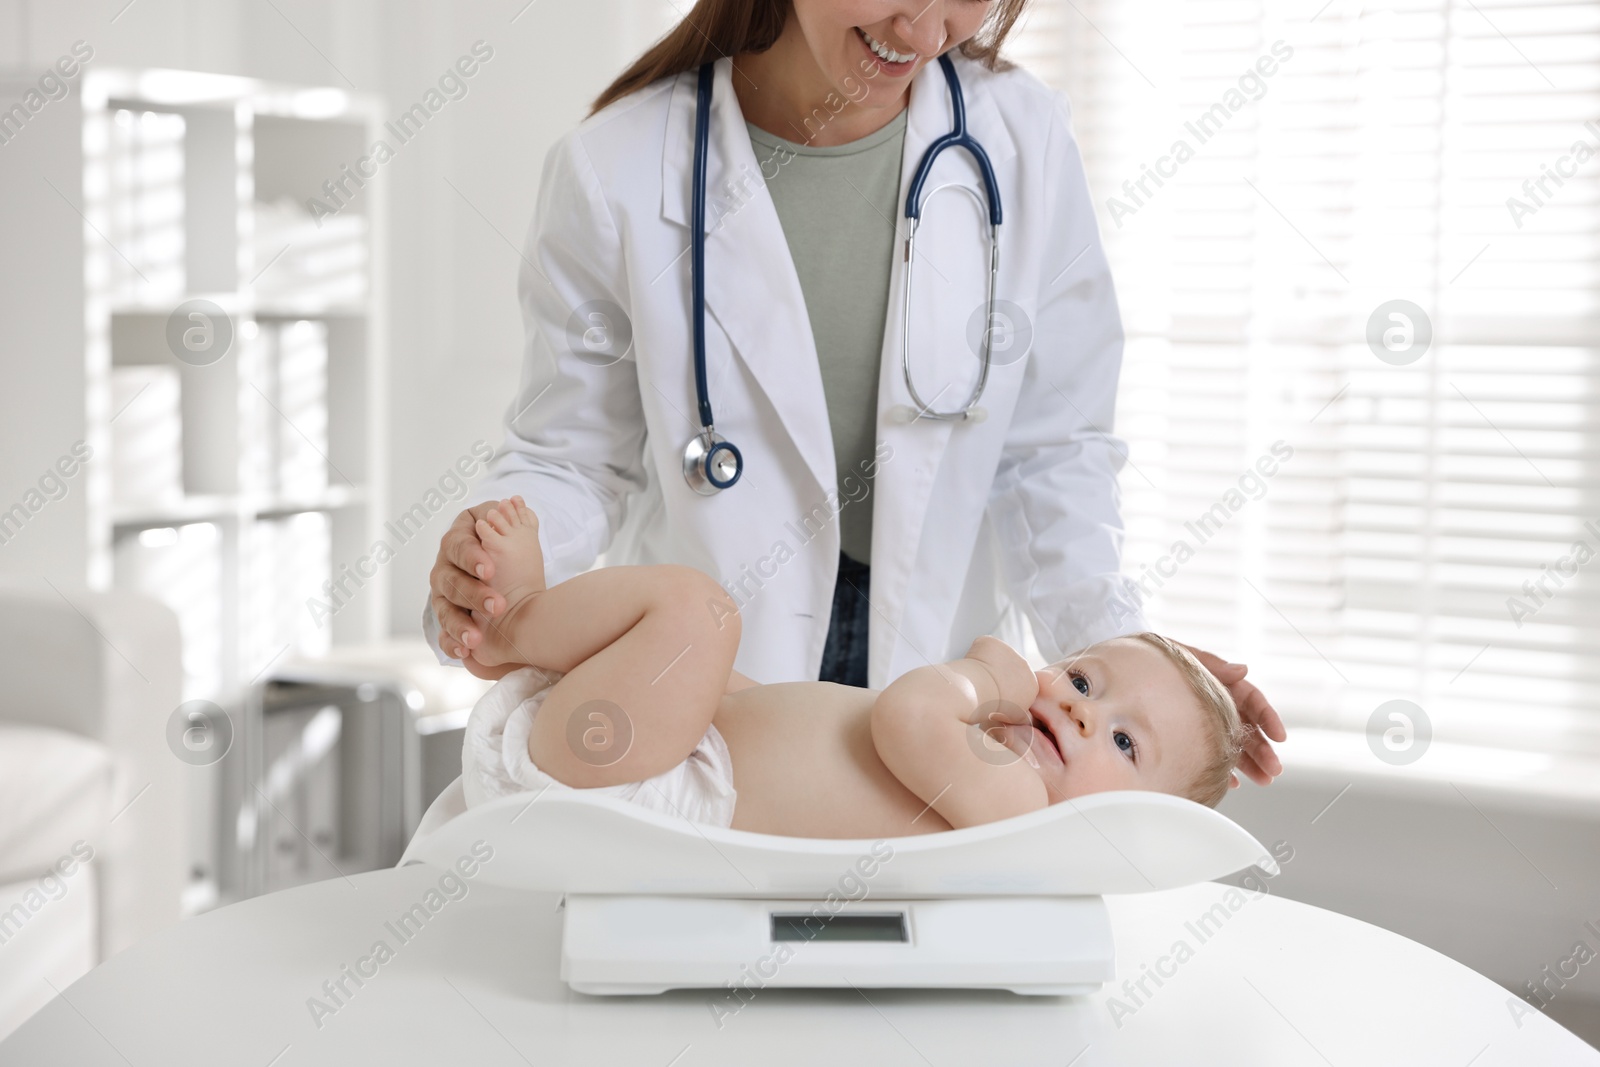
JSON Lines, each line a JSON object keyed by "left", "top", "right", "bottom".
{"left": 402, "top": 786, "right": 1275, "bottom": 996}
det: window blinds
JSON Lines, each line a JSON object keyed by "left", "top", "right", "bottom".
{"left": 1009, "top": 0, "right": 1600, "bottom": 753}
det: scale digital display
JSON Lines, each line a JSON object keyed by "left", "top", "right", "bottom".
{"left": 770, "top": 911, "right": 908, "bottom": 943}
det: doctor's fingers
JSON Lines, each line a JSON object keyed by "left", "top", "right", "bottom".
{"left": 1234, "top": 739, "right": 1282, "bottom": 787}
{"left": 430, "top": 570, "right": 503, "bottom": 654}
{"left": 1229, "top": 674, "right": 1288, "bottom": 746}
{"left": 1232, "top": 715, "right": 1285, "bottom": 788}
{"left": 430, "top": 533, "right": 506, "bottom": 615}
{"left": 442, "top": 503, "right": 502, "bottom": 582}
{"left": 1230, "top": 687, "right": 1285, "bottom": 784}
{"left": 1188, "top": 645, "right": 1288, "bottom": 746}
{"left": 430, "top": 506, "right": 507, "bottom": 628}
{"left": 431, "top": 589, "right": 475, "bottom": 657}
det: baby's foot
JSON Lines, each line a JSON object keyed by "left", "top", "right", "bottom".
{"left": 474, "top": 496, "right": 546, "bottom": 620}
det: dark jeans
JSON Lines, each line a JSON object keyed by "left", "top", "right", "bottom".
{"left": 819, "top": 551, "right": 871, "bottom": 687}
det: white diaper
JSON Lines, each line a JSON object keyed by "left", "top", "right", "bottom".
{"left": 461, "top": 666, "right": 738, "bottom": 828}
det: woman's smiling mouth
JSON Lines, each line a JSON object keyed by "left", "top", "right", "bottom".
{"left": 855, "top": 27, "right": 919, "bottom": 72}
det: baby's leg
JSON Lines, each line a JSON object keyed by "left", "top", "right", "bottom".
{"left": 473, "top": 499, "right": 741, "bottom": 789}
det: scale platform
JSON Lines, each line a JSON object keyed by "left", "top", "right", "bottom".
{"left": 403, "top": 788, "right": 1275, "bottom": 996}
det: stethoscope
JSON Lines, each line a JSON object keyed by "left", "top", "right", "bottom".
{"left": 683, "top": 54, "right": 1003, "bottom": 495}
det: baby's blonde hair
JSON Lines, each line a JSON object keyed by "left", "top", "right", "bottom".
{"left": 1123, "top": 633, "right": 1248, "bottom": 808}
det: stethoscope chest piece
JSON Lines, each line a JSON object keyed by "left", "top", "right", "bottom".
{"left": 683, "top": 429, "right": 742, "bottom": 495}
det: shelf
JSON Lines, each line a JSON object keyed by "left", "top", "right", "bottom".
{"left": 106, "top": 294, "right": 372, "bottom": 319}
{"left": 90, "top": 68, "right": 384, "bottom": 123}
{"left": 111, "top": 493, "right": 241, "bottom": 529}
{"left": 254, "top": 485, "right": 369, "bottom": 519}
{"left": 111, "top": 485, "right": 369, "bottom": 529}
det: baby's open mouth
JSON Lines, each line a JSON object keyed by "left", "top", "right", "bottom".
{"left": 1032, "top": 712, "right": 1063, "bottom": 763}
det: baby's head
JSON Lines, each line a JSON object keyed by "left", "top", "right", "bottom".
{"left": 1015, "top": 633, "right": 1246, "bottom": 808}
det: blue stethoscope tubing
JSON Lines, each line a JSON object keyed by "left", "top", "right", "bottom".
{"left": 681, "top": 54, "right": 1003, "bottom": 495}
{"left": 682, "top": 59, "right": 744, "bottom": 495}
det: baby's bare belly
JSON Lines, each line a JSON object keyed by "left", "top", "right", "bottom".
{"left": 711, "top": 681, "right": 952, "bottom": 839}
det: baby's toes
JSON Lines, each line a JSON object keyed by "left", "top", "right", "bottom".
{"left": 489, "top": 503, "right": 520, "bottom": 535}
{"left": 475, "top": 516, "right": 503, "bottom": 544}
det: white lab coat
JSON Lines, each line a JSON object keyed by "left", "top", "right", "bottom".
{"left": 428, "top": 53, "right": 1145, "bottom": 689}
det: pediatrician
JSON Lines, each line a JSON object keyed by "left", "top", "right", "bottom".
{"left": 426, "top": 0, "right": 1286, "bottom": 786}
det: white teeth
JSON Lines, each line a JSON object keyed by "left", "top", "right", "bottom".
{"left": 860, "top": 28, "right": 915, "bottom": 64}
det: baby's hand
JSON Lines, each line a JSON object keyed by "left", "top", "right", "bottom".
{"left": 962, "top": 635, "right": 1040, "bottom": 714}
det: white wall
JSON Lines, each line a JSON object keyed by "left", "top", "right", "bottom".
{"left": 0, "top": 57, "right": 87, "bottom": 583}
{"left": 0, "top": 0, "right": 673, "bottom": 632}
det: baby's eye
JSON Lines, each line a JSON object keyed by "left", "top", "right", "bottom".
{"left": 1069, "top": 670, "right": 1090, "bottom": 695}
{"left": 1114, "top": 730, "right": 1137, "bottom": 761}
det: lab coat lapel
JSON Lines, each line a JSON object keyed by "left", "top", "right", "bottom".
{"left": 661, "top": 58, "right": 837, "bottom": 501}
{"left": 868, "top": 56, "right": 1018, "bottom": 686}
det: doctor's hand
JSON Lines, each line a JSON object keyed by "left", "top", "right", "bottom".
{"left": 1182, "top": 645, "right": 1287, "bottom": 789}
{"left": 430, "top": 503, "right": 513, "bottom": 672}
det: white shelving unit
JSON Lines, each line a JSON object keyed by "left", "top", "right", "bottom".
{"left": 74, "top": 67, "right": 390, "bottom": 696}
{"left": 0, "top": 64, "right": 388, "bottom": 913}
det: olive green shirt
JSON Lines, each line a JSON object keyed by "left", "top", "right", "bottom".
{"left": 745, "top": 109, "right": 908, "bottom": 566}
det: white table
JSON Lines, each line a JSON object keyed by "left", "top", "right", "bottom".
{"left": 2, "top": 866, "right": 1593, "bottom": 1066}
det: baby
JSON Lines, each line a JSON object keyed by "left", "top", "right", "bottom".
{"left": 458, "top": 497, "right": 1248, "bottom": 838}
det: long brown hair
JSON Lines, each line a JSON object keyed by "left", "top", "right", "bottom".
{"left": 589, "top": 0, "right": 1030, "bottom": 116}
